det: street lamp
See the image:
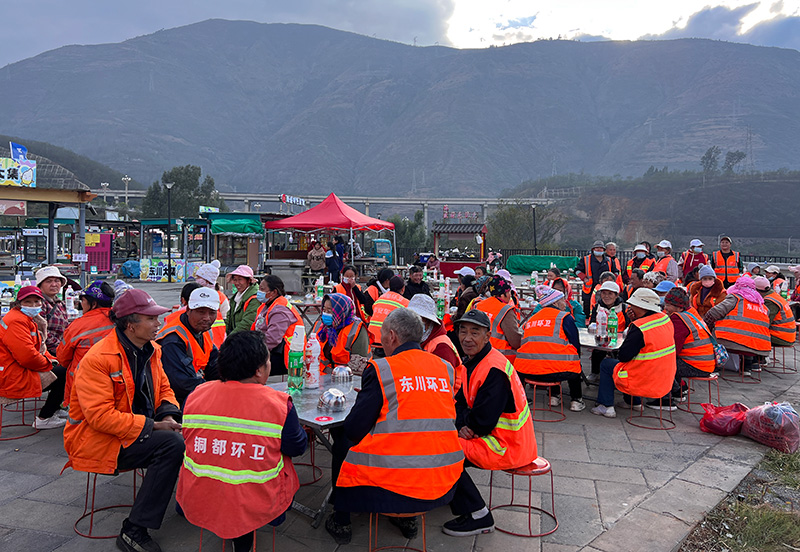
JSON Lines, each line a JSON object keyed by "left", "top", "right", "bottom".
{"left": 164, "top": 182, "right": 174, "bottom": 283}
{"left": 253, "top": 202, "right": 262, "bottom": 212}
{"left": 100, "top": 182, "right": 109, "bottom": 202}
{"left": 531, "top": 204, "right": 538, "bottom": 255}
{"left": 122, "top": 175, "right": 131, "bottom": 205}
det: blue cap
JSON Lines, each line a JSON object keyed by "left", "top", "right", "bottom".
{"left": 654, "top": 281, "right": 676, "bottom": 293}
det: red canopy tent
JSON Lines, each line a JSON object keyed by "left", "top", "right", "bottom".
{"left": 264, "top": 193, "right": 396, "bottom": 261}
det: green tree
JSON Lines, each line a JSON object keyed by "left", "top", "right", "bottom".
{"left": 722, "top": 150, "right": 746, "bottom": 175}
{"left": 487, "top": 200, "right": 567, "bottom": 250}
{"left": 700, "top": 146, "right": 721, "bottom": 177}
{"left": 140, "top": 165, "right": 227, "bottom": 218}
{"left": 388, "top": 210, "right": 429, "bottom": 250}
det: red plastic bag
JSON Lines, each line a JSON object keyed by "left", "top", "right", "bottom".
{"left": 742, "top": 402, "right": 800, "bottom": 453}
{"left": 699, "top": 403, "right": 749, "bottom": 436}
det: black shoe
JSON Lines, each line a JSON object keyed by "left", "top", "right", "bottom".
{"left": 389, "top": 515, "right": 418, "bottom": 539}
{"left": 117, "top": 519, "right": 162, "bottom": 552}
{"left": 325, "top": 513, "right": 352, "bottom": 545}
{"left": 645, "top": 398, "right": 677, "bottom": 411}
{"left": 442, "top": 512, "right": 495, "bottom": 537}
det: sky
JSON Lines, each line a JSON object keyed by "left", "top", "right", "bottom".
{"left": 2, "top": 0, "right": 800, "bottom": 68}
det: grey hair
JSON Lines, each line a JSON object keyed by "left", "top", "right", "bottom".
{"left": 383, "top": 308, "right": 424, "bottom": 344}
{"left": 605, "top": 242, "right": 617, "bottom": 248}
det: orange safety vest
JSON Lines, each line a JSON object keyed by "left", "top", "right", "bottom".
{"left": 177, "top": 380, "right": 299, "bottom": 539}
{"left": 613, "top": 312, "right": 676, "bottom": 399}
{"left": 167, "top": 304, "right": 227, "bottom": 350}
{"left": 367, "top": 291, "right": 409, "bottom": 345}
{"left": 772, "top": 277, "right": 787, "bottom": 293}
{"left": 515, "top": 308, "right": 580, "bottom": 376}
{"left": 675, "top": 310, "right": 715, "bottom": 373}
{"left": 58, "top": 307, "right": 115, "bottom": 407}
{"left": 474, "top": 296, "right": 518, "bottom": 363}
{"left": 713, "top": 251, "right": 740, "bottom": 285}
{"left": 714, "top": 296, "right": 771, "bottom": 353}
{"left": 337, "top": 351, "right": 464, "bottom": 499}
{"left": 310, "top": 318, "right": 367, "bottom": 371}
{"left": 458, "top": 347, "right": 536, "bottom": 470}
{"left": 763, "top": 292, "right": 797, "bottom": 343}
{"left": 251, "top": 296, "right": 304, "bottom": 366}
{"left": 581, "top": 255, "right": 612, "bottom": 294}
{"left": 424, "top": 333, "right": 461, "bottom": 368}
{"left": 625, "top": 257, "right": 655, "bottom": 279}
{"left": 156, "top": 314, "right": 215, "bottom": 375}
{"left": 653, "top": 254, "right": 675, "bottom": 274}
{"left": 334, "top": 283, "right": 370, "bottom": 323}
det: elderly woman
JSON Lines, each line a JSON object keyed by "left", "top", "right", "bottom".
{"left": 642, "top": 270, "right": 665, "bottom": 290}
{"left": 225, "top": 265, "right": 260, "bottom": 335}
{"left": 252, "top": 275, "right": 304, "bottom": 375}
{"left": 0, "top": 286, "right": 66, "bottom": 429}
{"left": 35, "top": 266, "right": 69, "bottom": 356}
{"left": 310, "top": 293, "right": 369, "bottom": 373}
{"left": 194, "top": 259, "right": 230, "bottom": 318}
{"left": 688, "top": 265, "right": 727, "bottom": 318}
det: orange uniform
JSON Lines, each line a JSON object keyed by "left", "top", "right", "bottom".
{"left": 714, "top": 297, "right": 771, "bottom": 354}
{"left": 0, "top": 309, "right": 54, "bottom": 399}
{"left": 674, "top": 310, "right": 715, "bottom": 373}
{"left": 367, "top": 291, "right": 408, "bottom": 346}
{"left": 57, "top": 307, "right": 114, "bottom": 407}
{"left": 613, "top": 312, "right": 676, "bottom": 399}
{"left": 474, "top": 296, "right": 518, "bottom": 363}
{"left": 515, "top": 308, "right": 580, "bottom": 376}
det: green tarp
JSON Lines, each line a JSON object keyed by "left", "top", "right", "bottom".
{"left": 210, "top": 218, "right": 264, "bottom": 236}
{"left": 506, "top": 255, "right": 579, "bottom": 275}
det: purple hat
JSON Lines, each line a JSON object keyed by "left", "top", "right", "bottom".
{"left": 81, "top": 280, "right": 114, "bottom": 303}
{"left": 112, "top": 289, "right": 170, "bottom": 318}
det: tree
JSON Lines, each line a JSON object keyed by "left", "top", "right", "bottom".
{"left": 487, "top": 200, "right": 567, "bottom": 250}
{"left": 700, "top": 146, "right": 721, "bottom": 177}
{"left": 140, "top": 165, "right": 227, "bottom": 218}
{"left": 722, "top": 150, "right": 746, "bottom": 175}
{"left": 388, "top": 210, "right": 429, "bottom": 250}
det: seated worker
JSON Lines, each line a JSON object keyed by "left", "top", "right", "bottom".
{"left": 743, "top": 263, "right": 762, "bottom": 279}
{"left": 445, "top": 310, "right": 536, "bottom": 537}
{"left": 327, "top": 308, "right": 463, "bottom": 545}
{"left": 586, "top": 281, "right": 626, "bottom": 383}
{"left": 642, "top": 270, "right": 665, "bottom": 289}
{"left": 0, "top": 286, "right": 66, "bottom": 429}
{"left": 591, "top": 288, "right": 676, "bottom": 418}
{"left": 365, "top": 268, "right": 395, "bottom": 304}
{"left": 167, "top": 281, "right": 226, "bottom": 349}
{"left": 703, "top": 276, "right": 771, "bottom": 376}
{"left": 35, "top": 266, "right": 69, "bottom": 356}
{"left": 654, "top": 280, "right": 676, "bottom": 308}
{"left": 550, "top": 277, "right": 586, "bottom": 327}
{"left": 765, "top": 265, "right": 787, "bottom": 293}
{"left": 588, "top": 271, "right": 618, "bottom": 311}
{"left": 177, "top": 331, "right": 307, "bottom": 552}
{"left": 622, "top": 268, "right": 645, "bottom": 302}
{"left": 63, "top": 289, "right": 183, "bottom": 552}
{"left": 226, "top": 265, "right": 260, "bottom": 335}
{"left": 472, "top": 275, "right": 522, "bottom": 364}
{"left": 404, "top": 265, "right": 432, "bottom": 300}
{"left": 754, "top": 276, "right": 796, "bottom": 347}
{"left": 662, "top": 287, "right": 716, "bottom": 403}
{"left": 452, "top": 267, "right": 476, "bottom": 307}
{"left": 335, "top": 265, "right": 373, "bottom": 323}
{"left": 57, "top": 280, "right": 116, "bottom": 408}
{"left": 407, "top": 294, "right": 461, "bottom": 369}
{"left": 474, "top": 265, "right": 487, "bottom": 279}
{"left": 367, "top": 276, "right": 409, "bottom": 355}
{"left": 311, "top": 293, "right": 370, "bottom": 372}
{"left": 157, "top": 287, "right": 221, "bottom": 407}
{"left": 516, "top": 286, "right": 584, "bottom": 412}
{"left": 251, "top": 275, "right": 303, "bottom": 376}
{"left": 688, "top": 265, "right": 727, "bottom": 318}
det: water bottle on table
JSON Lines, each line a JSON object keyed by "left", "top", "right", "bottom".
{"left": 287, "top": 325, "right": 306, "bottom": 393}
{"left": 305, "top": 332, "right": 321, "bottom": 389}
{"left": 607, "top": 309, "right": 618, "bottom": 346}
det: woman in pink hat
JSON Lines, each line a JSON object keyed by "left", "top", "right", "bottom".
{"left": 225, "top": 265, "right": 260, "bottom": 335}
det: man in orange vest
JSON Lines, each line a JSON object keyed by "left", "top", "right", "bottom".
{"left": 444, "top": 309, "right": 536, "bottom": 537}
{"left": 473, "top": 275, "right": 521, "bottom": 363}
{"left": 654, "top": 240, "right": 680, "bottom": 282}
{"left": 407, "top": 294, "right": 461, "bottom": 369}
{"left": 367, "top": 275, "right": 408, "bottom": 353}
{"left": 624, "top": 244, "right": 654, "bottom": 284}
{"left": 710, "top": 236, "right": 742, "bottom": 289}
{"left": 591, "top": 288, "right": 676, "bottom": 417}
{"left": 157, "top": 287, "right": 220, "bottom": 407}
{"left": 576, "top": 240, "right": 613, "bottom": 315}
{"left": 327, "top": 308, "right": 463, "bottom": 545}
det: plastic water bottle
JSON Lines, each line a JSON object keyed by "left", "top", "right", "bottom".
{"left": 608, "top": 309, "right": 618, "bottom": 346}
{"left": 287, "top": 325, "right": 306, "bottom": 393}
{"left": 596, "top": 308, "right": 608, "bottom": 344}
{"left": 781, "top": 281, "right": 789, "bottom": 299}
{"left": 0, "top": 289, "right": 12, "bottom": 318}
{"left": 65, "top": 285, "right": 79, "bottom": 319}
{"left": 315, "top": 276, "right": 324, "bottom": 303}
{"left": 305, "top": 333, "right": 320, "bottom": 389}
{"left": 530, "top": 271, "right": 536, "bottom": 286}
{"left": 12, "top": 274, "right": 21, "bottom": 300}
{"left": 422, "top": 267, "right": 428, "bottom": 282}
{"left": 23, "top": 278, "right": 31, "bottom": 287}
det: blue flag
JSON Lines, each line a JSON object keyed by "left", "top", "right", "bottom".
{"left": 9, "top": 142, "right": 27, "bottom": 162}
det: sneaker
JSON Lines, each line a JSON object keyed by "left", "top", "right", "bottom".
{"left": 751, "top": 367, "right": 762, "bottom": 373}
{"left": 442, "top": 512, "right": 495, "bottom": 537}
{"left": 615, "top": 401, "right": 643, "bottom": 412}
{"left": 549, "top": 396, "right": 561, "bottom": 407}
{"left": 590, "top": 405, "right": 616, "bottom": 418}
{"left": 646, "top": 399, "right": 677, "bottom": 411}
{"left": 325, "top": 514, "right": 352, "bottom": 545}
{"left": 56, "top": 408, "right": 69, "bottom": 419}
{"left": 570, "top": 399, "right": 586, "bottom": 412}
{"left": 585, "top": 373, "right": 600, "bottom": 384}
{"left": 388, "top": 515, "right": 418, "bottom": 539}
{"left": 742, "top": 370, "right": 752, "bottom": 377}
{"left": 117, "top": 518, "right": 162, "bottom": 552}
{"left": 32, "top": 415, "right": 67, "bottom": 429}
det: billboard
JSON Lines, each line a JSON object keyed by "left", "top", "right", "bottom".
{"left": 0, "top": 158, "right": 36, "bottom": 187}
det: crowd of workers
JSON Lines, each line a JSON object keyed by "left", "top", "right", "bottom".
{"left": 0, "top": 234, "right": 797, "bottom": 551}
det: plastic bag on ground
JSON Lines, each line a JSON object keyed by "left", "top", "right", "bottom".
{"left": 699, "top": 403, "right": 749, "bottom": 436}
{"left": 741, "top": 402, "right": 800, "bottom": 453}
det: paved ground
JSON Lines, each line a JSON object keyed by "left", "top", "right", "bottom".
{"left": 0, "top": 281, "right": 796, "bottom": 551}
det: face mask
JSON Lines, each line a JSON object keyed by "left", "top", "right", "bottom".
{"left": 256, "top": 290, "right": 268, "bottom": 303}
{"left": 421, "top": 324, "right": 433, "bottom": 342}
{"left": 321, "top": 313, "right": 334, "bottom": 326}
{"left": 593, "top": 250, "right": 604, "bottom": 257}
{"left": 702, "top": 279, "right": 715, "bottom": 288}
{"left": 636, "top": 252, "right": 646, "bottom": 259}
{"left": 659, "top": 297, "right": 665, "bottom": 306}
{"left": 768, "top": 275, "right": 776, "bottom": 281}
{"left": 656, "top": 251, "right": 666, "bottom": 258}
{"left": 343, "top": 277, "right": 355, "bottom": 285}
{"left": 693, "top": 247, "right": 703, "bottom": 253}
{"left": 21, "top": 306, "right": 42, "bottom": 318}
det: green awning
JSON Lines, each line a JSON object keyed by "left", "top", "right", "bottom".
{"left": 506, "top": 255, "right": 580, "bottom": 275}
{"left": 211, "top": 218, "right": 264, "bottom": 237}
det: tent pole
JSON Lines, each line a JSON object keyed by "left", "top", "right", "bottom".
{"left": 392, "top": 229, "right": 398, "bottom": 267}
{"left": 349, "top": 228, "right": 354, "bottom": 261}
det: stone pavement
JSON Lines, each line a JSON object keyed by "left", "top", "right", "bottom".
{"left": 0, "top": 281, "right": 796, "bottom": 552}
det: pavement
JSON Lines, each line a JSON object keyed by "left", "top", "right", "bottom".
{"left": 0, "top": 280, "right": 796, "bottom": 552}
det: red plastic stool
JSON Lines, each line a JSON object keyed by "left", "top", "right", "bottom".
{"left": 368, "top": 512, "right": 427, "bottom": 552}
{"left": 199, "top": 527, "right": 275, "bottom": 551}
{"left": 296, "top": 427, "right": 323, "bottom": 486}
{"left": 68, "top": 468, "right": 142, "bottom": 539}
{"left": 678, "top": 373, "right": 721, "bottom": 415}
{"left": 766, "top": 346, "right": 797, "bottom": 374}
{"left": 489, "top": 457, "right": 558, "bottom": 537}
{"left": 626, "top": 396, "right": 675, "bottom": 430}
{"left": 0, "top": 397, "right": 41, "bottom": 441}
{"left": 523, "top": 379, "right": 566, "bottom": 422}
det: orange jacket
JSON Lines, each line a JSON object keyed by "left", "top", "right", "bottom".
{"left": 613, "top": 312, "right": 676, "bottom": 399}
{"left": 458, "top": 347, "right": 536, "bottom": 470}
{"left": 0, "top": 308, "right": 53, "bottom": 399}
{"left": 311, "top": 318, "right": 366, "bottom": 371}
{"left": 57, "top": 307, "right": 115, "bottom": 407}
{"left": 713, "top": 250, "right": 740, "bottom": 285}
{"left": 63, "top": 331, "right": 179, "bottom": 474}
{"left": 516, "top": 308, "right": 581, "bottom": 376}
{"left": 367, "top": 291, "right": 409, "bottom": 345}
{"left": 715, "top": 296, "right": 771, "bottom": 353}
{"left": 337, "top": 351, "right": 463, "bottom": 500}
{"left": 474, "top": 296, "right": 518, "bottom": 363}
{"left": 674, "top": 310, "right": 715, "bottom": 373}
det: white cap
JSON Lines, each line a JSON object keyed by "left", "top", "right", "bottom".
{"left": 766, "top": 265, "right": 781, "bottom": 273}
{"left": 455, "top": 266, "right": 475, "bottom": 277}
{"left": 599, "top": 281, "right": 620, "bottom": 294}
{"left": 689, "top": 239, "right": 704, "bottom": 247}
{"left": 633, "top": 244, "right": 648, "bottom": 252}
{"left": 627, "top": 288, "right": 661, "bottom": 312}
{"left": 657, "top": 240, "right": 672, "bottom": 249}
{"left": 35, "top": 266, "right": 67, "bottom": 287}
{"left": 407, "top": 294, "right": 440, "bottom": 324}
{"left": 188, "top": 287, "right": 220, "bottom": 311}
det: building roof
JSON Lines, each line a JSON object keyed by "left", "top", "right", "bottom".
{"left": 0, "top": 145, "right": 90, "bottom": 191}
{"left": 432, "top": 223, "right": 486, "bottom": 234}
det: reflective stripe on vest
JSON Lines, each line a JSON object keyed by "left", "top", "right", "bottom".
{"left": 69, "top": 324, "right": 115, "bottom": 345}
{"left": 182, "top": 455, "right": 284, "bottom": 485}
{"left": 157, "top": 321, "right": 213, "bottom": 373}
{"left": 318, "top": 320, "right": 363, "bottom": 371}
{"left": 675, "top": 311, "right": 716, "bottom": 368}
{"left": 612, "top": 312, "right": 676, "bottom": 399}
{"left": 714, "top": 251, "right": 740, "bottom": 283}
{"left": 715, "top": 298, "right": 770, "bottom": 344}
{"left": 183, "top": 414, "right": 282, "bottom": 438}
{"left": 516, "top": 310, "right": 580, "bottom": 364}
{"left": 764, "top": 294, "right": 797, "bottom": 339}
{"left": 475, "top": 298, "right": 517, "bottom": 360}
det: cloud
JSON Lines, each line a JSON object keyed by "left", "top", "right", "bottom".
{"left": 640, "top": 3, "right": 800, "bottom": 51}
{"left": 496, "top": 15, "right": 536, "bottom": 31}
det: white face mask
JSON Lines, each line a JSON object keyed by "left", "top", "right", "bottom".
{"left": 657, "top": 250, "right": 666, "bottom": 258}
{"left": 593, "top": 250, "right": 604, "bottom": 257}
{"left": 421, "top": 324, "right": 433, "bottom": 342}
{"left": 343, "top": 277, "right": 356, "bottom": 285}
{"left": 692, "top": 247, "right": 703, "bottom": 253}
{"left": 636, "top": 252, "right": 646, "bottom": 259}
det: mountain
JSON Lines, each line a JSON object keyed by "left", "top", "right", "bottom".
{"left": 1, "top": 20, "right": 800, "bottom": 196}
